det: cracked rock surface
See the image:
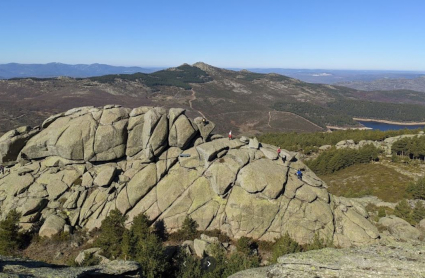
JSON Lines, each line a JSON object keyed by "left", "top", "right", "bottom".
{"left": 230, "top": 241, "right": 425, "bottom": 278}
{"left": 0, "top": 105, "right": 379, "bottom": 246}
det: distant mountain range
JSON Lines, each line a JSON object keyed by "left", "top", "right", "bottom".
{"left": 1, "top": 63, "right": 424, "bottom": 85}
{"left": 336, "top": 76, "right": 425, "bottom": 93}
{"left": 1, "top": 62, "right": 425, "bottom": 136}
{"left": 0, "top": 63, "right": 162, "bottom": 79}
{"left": 237, "top": 68, "right": 425, "bottom": 84}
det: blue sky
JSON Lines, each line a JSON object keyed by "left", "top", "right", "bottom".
{"left": 1, "top": 0, "right": 424, "bottom": 70}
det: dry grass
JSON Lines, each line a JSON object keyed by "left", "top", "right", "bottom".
{"left": 320, "top": 163, "right": 414, "bottom": 202}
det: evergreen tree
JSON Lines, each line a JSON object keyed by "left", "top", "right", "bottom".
{"left": 94, "top": 209, "right": 127, "bottom": 258}
{"left": 394, "top": 199, "right": 413, "bottom": 223}
{"left": 407, "top": 178, "right": 425, "bottom": 200}
{"left": 0, "top": 209, "right": 21, "bottom": 255}
{"left": 180, "top": 216, "right": 199, "bottom": 240}
{"left": 412, "top": 202, "right": 425, "bottom": 224}
{"left": 271, "top": 233, "right": 302, "bottom": 263}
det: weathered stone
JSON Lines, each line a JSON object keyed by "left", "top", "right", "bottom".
{"left": 379, "top": 216, "right": 421, "bottom": 240}
{"left": 39, "top": 214, "right": 66, "bottom": 237}
{"left": 236, "top": 159, "right": 287, "bottom": 199}
{"left": 127, "top": 164, "right": 157, "bottom": 207}
{"left": 248, "top": 138, "right": 259, "bottom": 149}
{"left": 93, "top": 165, "right": 116, "bottom": 187}
{"left": 193, "top": 239, "right": 209, "bottom": 257}
{"left": 168, "top": 115, "right": 197, "bottom": 148}
{"left": 230, "top": 242, "right": 425, "bottom": 278}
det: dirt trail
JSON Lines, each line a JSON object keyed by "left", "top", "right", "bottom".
{"left": 189, "top": 89, "right": 206, "bottom": 118}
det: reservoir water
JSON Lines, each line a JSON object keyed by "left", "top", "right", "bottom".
{"left": 357, "top": 121, "right": 425, "bottom": 131}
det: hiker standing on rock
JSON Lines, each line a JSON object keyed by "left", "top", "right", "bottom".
{"left": 0, "top": 165, "right": 4, "bottom": 175}
{"left": 296, "top": 169, "right": 303, "bottom": 180}
{"left": 228, "top": 130, "right": 232, "bottom": 140}
{"left": 277, "top": 147, "right": 281, "bottom": 156}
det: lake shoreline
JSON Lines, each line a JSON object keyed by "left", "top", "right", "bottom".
{"left": 353, "top": 117, "right": 425, "bottom": 126}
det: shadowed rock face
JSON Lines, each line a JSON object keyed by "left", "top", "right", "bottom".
{"left": 0, "top": 105, "right": 378, "bottom": 247}
{"left": 0, "top": 255, "right": 142, "bottom": 277}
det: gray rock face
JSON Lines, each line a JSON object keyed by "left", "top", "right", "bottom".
{"left": 230, "top": 241, "right": 425, "bottom": 278}
{"left": 39, "top": 214, "right": 66, "bottom": 237}
{"left": 0, "top": 106, "right": 379, "bottom": 247}
{"left": 0, "top": 126, "right": 39, "bottom": 165}
{"left": 0, "top": 255, "right": 142, "bottom": 277}
{"left": 379, "top": 216, "right": 421, "bottom": 240}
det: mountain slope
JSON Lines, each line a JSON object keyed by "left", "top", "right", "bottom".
{"left": 1, "top": 62, "right": 425, "bottom": 136}
{"left": 0, "top": 62, "right": 161, "bottom": 78}
{"left": 337, "top": 76, "right": 425, "bottom": 93}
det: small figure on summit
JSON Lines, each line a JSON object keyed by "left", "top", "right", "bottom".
{"left": 277, "top": 147, "right": 281, "bottom": 156}
{"left": 228, "top": 130, "right": 232, "bottom": 140}
{"left": 0, "top": 165, "right": 4, "bottom": 175}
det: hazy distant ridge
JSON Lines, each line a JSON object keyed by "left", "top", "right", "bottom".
{"left": 0, "top": 63, "right": 162, "bottom": 79}
{"left": 337, "top": 76, "right": 425, "bottom": 93}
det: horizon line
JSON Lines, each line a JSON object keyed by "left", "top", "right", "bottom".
{"left": 0, "top": 62, "right": 425, "bottom": 73}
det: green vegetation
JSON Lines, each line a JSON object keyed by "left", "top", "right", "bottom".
{"left": 95, "top": 210, "right": 168, "bottom": 277}
{"left": 392, "top": 136, "right": 425, "bottom": 160}
{"left": 86, "top": 64, "right": 212, "bottom": 89}
{"left": 328, "top": 99, "right": 425, "bottom": 122}
{"left": 273, "top": 102, "right": 357, "bottom": 128}
{"left": 306, "top": 145, "right": 382, "bottom": 175}
{"left": 406, "top": 177, "right": 425, "bottom": 200}
{"left": 271, "top": 233, "right": 302, "bottom": 263}
{"left": 321, "top": 164, "right": 414, "bottom": 202}
{"left": 94, "top": 209, "right": 127, "bottom": 258}
{"left": 259, "top": 128, "right": 423, "bottom": 153}
{"left": 169, "top": 216, "right": 199, "bottom": 241}
{"left": 412, "top": 202, "right": 425, "bottom": 224}
{"left": 394, "top": 199, "right": 425, "bottom": 225}
{"left": 0, "top": 209, "right": 22, "bottom": 255}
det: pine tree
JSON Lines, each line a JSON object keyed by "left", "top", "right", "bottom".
{"left": 0, "top": 209, "right": 21, "bottom": 255}
{"left": 271, "top": 233, "right": 302, "bottom": 263}
{"left": 394, "top": 199, "right": 413, "bottom": 223}
{"left": 94, "top": 209, "right": 127, "bottom": 258}
{"left": 412, "top": 201, "right": 425, "bottom": 224}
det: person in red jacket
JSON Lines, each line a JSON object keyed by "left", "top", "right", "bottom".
{"left": 228, "top": 130, "right": 232, "bottom": 140}
{"left": 277, "top": 147, "right": 281, "bottom": 156}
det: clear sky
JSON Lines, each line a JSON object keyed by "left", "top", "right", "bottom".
{"left": 1, "top": 0, "right": 424, "bottom": 70}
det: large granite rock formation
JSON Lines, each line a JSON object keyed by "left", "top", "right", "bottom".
{"left": 0, "top": 105, "right": 379, "bottom": 247}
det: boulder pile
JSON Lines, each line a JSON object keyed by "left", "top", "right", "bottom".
{"left": 0, "top": 105, "right": 379, "bottom": 246}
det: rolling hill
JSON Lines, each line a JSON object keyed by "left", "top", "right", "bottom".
{"left": 1, "top": 62, "right": 425, "bottom": 136}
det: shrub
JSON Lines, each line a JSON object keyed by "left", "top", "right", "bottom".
{"left": 378, "top": 207, "right": 387, "bottom": 218}
{"left": 0, "top": 209, "right": 22, "bottom": 255}
{"left": 170, "top": 216, "right": 199, "bottom": 241}
{"left": 80, "top": 252, "right": 101, "bottom": 266}
{"left": 271, "top": 233, "right": 302, "bottom": 263}
{"left": 202, "top": 229, "right": 231, "bottom": 243}
{"left": 175, "top": 251, "right": 202, "bottom": 278}
{"left": 235, "top": 236, "right": 254, "bottom": 256}
{"left": 124, "top": 213, "right": 169, "bottom": 278}
{"left": 412, "top": 201, "right": 425, "bottom": 224}
{"left": 304, "top": 233, "right": 331, "bottom": 251}
{"left": 94, "top": 209, "right": 127, "bottom": 258}
{"left": 406, "top": 178, "right": 425, "bottom": 200}
{"left": 394, "top": 199, "right": 413, "bottom": 224}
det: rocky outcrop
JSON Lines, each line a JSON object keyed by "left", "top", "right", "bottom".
{"left": 0, "top": 125, "right": 39, "bottom": 165}
{"left": 230, "top": 241, "right": 425, "bottom": 278}
{"left": 0, "top": 255, "right": 142, "bottom": 277}
{"left": 0, "top": 105, "right": 379, "bottom": 247}
{"left": 333, "top": 132, "right": 425, "bottom": 154}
